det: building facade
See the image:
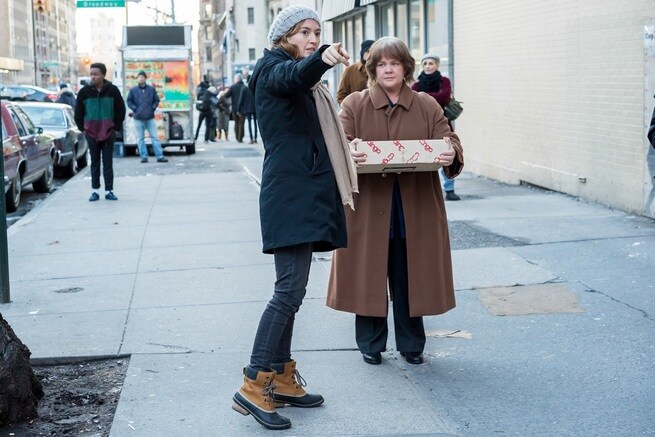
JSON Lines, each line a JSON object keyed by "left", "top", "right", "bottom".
{"left": 198, "top": 0, "right": 324, "bottom": 87}
{"left": 453, "top": 0, "right": 654, "bottom": 217}
{"left": 0, "top": 0, "right": 77, "bottom": 88}
{"left": 325, "top": 0, "right": 654, "bottom": 217}
{"left": 1, "top": 0, "right": 35, "bottom": 85}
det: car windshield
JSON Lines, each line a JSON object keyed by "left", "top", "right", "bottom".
{"left": 20, "top": 106, "right": 66, "bottom": 127}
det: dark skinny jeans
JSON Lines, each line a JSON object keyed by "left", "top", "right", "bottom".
{"left": 247, "top": 243, "right": 313, "bottom": 377}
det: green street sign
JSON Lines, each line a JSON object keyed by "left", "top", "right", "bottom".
{"left": 76, "top": 1, "right": 126, "bottom": 7}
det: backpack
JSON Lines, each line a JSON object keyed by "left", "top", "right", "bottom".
{"left": 444, "top": 97, "right": 463, "bottom": 121}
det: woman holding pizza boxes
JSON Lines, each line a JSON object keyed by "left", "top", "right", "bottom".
{"left": 327, "top": 36, "right": 464, "bottom": 365}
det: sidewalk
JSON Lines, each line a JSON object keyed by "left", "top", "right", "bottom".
{"left": 2, "top": 139, "right": 654, "bottom": 436}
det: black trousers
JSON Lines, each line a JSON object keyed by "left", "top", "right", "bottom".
{"left": 195, "top": 111, "right": 215, "bottom": 141}
{"left": 233, "top": 113, "right": 245, "bottom": 142}
{"left": 86, "top": 132, "right": 115, "bottom": 191}
{"left": 355, "top": 237, "right": 425, "bottom": 354}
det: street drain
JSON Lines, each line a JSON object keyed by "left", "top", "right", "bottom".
{"left": 54, "top": 287, "right": 84, "bottom": 294}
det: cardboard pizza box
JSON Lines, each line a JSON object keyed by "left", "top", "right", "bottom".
{"left": 356, "top": 139, "right": 450, "bottom": 174}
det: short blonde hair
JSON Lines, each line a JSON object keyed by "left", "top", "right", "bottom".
{"left": 365, "top": 37, "right": 415, "bottom": 87}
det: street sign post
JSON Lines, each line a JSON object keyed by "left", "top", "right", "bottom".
{"left": 0, "top": 102, "right": 11, "bottom": 303}
{"left": 76, "top": 1, "right": 125, "bottom": 7}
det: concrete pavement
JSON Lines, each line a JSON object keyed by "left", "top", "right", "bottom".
{"left": 2, "top": 138, "right": 654, "bottom": 436}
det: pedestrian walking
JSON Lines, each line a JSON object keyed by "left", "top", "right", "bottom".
{"left": 231, "top": 5, "right": 357, "bottom": 431}
{"left": 411, "top": 53, "right": 461, "bottom": 200}
{"left": 126, "top": 71, "right": 168, "bottom": 163}
{"left": 215, "top": 88, "right": 231, "bottom": 141}
{"left": 74, "top": 62, "right": 125, "bottom": 202}
{"left": 55, "top": 83, "right": 76, "bottom": 108}
{"left": 239, "top": 85, "right": 258, "bottom": 143}
{"left": 225, "top": 74, "right": 246, "bottom": 142}
{"left": 194, "top": 86, "right": 216, "bottom": 143}
{"left": 336, "top": 39, "right": 374, "bottom": 104}
{"left": 327, "top": 37, "right": 464, "bottom": 366}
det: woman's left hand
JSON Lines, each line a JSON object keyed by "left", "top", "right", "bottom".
{"left": 437, "top": 137, "right": 456, "bottom": 166}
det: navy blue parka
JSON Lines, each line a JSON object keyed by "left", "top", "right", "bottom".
{"left": 249, "top": 45, "right": 347, "bottom": 254}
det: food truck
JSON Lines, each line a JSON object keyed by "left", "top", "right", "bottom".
{"left": 120, "top": 25, "right": 196, "bottom": 154}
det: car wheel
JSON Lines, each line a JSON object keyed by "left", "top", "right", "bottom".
{"left": 6, "top": 174, "right": 22, "bottom": 213}
{"left": 77, "top": 149, "right": 88, "bottom": 169}
{"left": 63, "top": 153, "right": 77, "bottom": 178}
{"left": 33, "top": 155, "right": 54, "bottom": 193}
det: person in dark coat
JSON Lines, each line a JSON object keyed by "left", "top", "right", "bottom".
{"left": 225, "top": 74, "right": 246, "bottom": 142}
{"left": 411, "top": 53, "right": 461, "bottom": 201}
{"left": 238, "top": 85, "right": 257, "bottom": 143}
{"left": 649, "top": 95, "right": 655, "bottom": 150}
{"left": 126, "top": 71, "right": 168, "bottom": 163}
{"left": 231, "top": 5, "right": 354, "bottom": 431}
{"left": 194, "top": 86, "right": 216, "bottom": 143}
{"left": 56, "top": 83, "right": 76, "bottom": 108}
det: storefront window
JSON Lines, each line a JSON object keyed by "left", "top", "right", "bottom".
{"left": 426, "top": 0, "right": 451, "bottom": 76}
{"left": 395, "top": 1, "right": 408, "bottom": 43}
{"left": 409, "top": 0, "right": 423, "bottom": 61}
{"left": 380, "top": 3, "right": 394, "bottom": 37}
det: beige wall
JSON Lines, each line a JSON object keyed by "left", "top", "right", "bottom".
{"left": 454, "top": 0, "right": 655, "bottom": 217}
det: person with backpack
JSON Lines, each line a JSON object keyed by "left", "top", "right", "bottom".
{"left": 194, "top": 86, "right": 217, "bottom": 143}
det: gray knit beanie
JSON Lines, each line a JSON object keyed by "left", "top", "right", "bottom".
{"left": 421, "top": 53, "right": 440, "bottom": 63}
{"left": 268, "top": 5, "right": 321, "bottom": 46}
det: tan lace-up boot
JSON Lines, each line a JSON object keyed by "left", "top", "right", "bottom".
{"left": 271, "top": 360, "right": 324, "bottom": 408}
{"left": 232, "top": 368, "right": 291, "bottom": 430}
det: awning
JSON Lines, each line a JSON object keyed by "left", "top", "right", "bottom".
{"left": 321, "top": 0, "right": 357, "bottom": 21}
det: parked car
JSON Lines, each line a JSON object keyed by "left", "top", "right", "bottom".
{"left": 2, "top": 101, "right": 57, "bottom": 212}
{"left": 16, "top": 102, "right": 88, "bottom": 178}
{"left": 0, "top": 85, "right": 58, "bottom": 102}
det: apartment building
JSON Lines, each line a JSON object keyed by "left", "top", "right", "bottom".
{"left": 0, "top": 0, "right": 77, "bottom": 87}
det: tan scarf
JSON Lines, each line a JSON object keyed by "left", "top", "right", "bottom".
{"left": 311, "top": 82, "right": 358, "bottom": 210}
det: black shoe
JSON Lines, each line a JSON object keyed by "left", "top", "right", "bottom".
{"left": 362, "top": 352, "right": 382, "bottom": 365}
{"left": 157, "top": 158, "right": 168, "bottom": 163}
{"left": 141, "top": 158, "right": 148, "bottom": 163}
{"left": 400, "top": 352, "right": 424, "bottom": 365}
{"left": 445, "top": 191, "right": 461, "bottom": 201}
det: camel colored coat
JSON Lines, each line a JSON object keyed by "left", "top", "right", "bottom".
{"left": 326, "top": 83, "right": 464, "bottom": 317}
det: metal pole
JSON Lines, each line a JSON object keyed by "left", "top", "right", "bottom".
{"left": 125, "top": 0, "right": 129, "bottom": 25}
{"left": 170, "top": 0, "right": 175, "bottom": 23}
{"left": 32, "top": 7, "right": 38, "bottom": 85}
{"left": 0, "top": 102, "right": 11, "bottom": 304}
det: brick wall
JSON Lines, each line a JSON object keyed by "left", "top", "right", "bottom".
{"left": 454, "top": 0, "right": 654, "bottom": 216}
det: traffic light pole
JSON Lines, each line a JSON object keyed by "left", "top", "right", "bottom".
{"left": 0, "top": 101, "right": 11, "bottom": 304}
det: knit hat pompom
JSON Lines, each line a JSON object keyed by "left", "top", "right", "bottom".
{"left": 421, "top": 54, "right": 440, "bottom": 63}
{"left": 268, "top": 5, "right": 321, "bottom": 46}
